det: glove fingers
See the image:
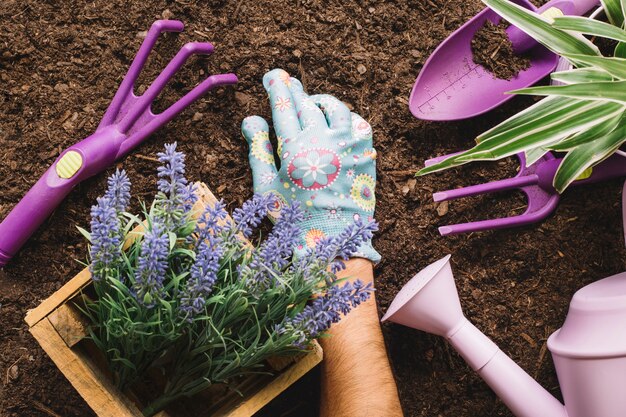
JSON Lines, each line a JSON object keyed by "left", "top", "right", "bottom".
{"left": 288, "top": 78, "right": 328, "bottom": 131}
{"left": 262, "top": 69, "right": 301, "bottom": 141}
{"left": 309, "top": 94, "right": 352, "bottom": 134}
{"left": 241, "top": 115, "right": 279, "bottom": 192}
{"left": 350, "top": 112, "right": 374, "bottom": 145}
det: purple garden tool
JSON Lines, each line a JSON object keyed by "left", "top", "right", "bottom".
{"left": 383, "top": 255, "right": 626, "bottom": 417}
{"left": 426, "top": 151, "right": 626, "bottom": 236}
{"left": 0, "top": 20, "right": 238, "bottom": 267}
{"left": 409, "top": 0, "right": 598, "bottom": 121}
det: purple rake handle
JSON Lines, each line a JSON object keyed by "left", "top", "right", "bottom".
{"left": 0, "top": 21, "right": 238, "bottom": 267}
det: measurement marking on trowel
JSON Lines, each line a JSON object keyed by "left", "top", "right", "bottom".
{"left": 418, "top": 61, "right": 485, "bottom": 114}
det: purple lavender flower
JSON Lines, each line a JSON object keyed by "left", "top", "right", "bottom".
{"left": 89, "top": 196, "right": 122, "bottom": 281}
{"left": 133, "top": 221, "right": 170, "bottom": 307}
{"left": 280, "top": 280, "right": 374, "bottom": 347}
{"left": 232, "top": 193, "right": 277, "bottom": 238}
{"left": 240, "top": 201, "right": 303, "bottom": 289}
{"left": 331, "top": 219, "right": 378, "bottom": 261}
{"left": 191, "top": 200, "right": 228, "bottom": 248}
{"left": 294, "top": 219, "right": 378, "bottom": 277}
{"left": 180, "top": 233, "right": 224, "bottom": 318}
{"left": 259, "top": 201, "right": 303, "bottom": 267}
{"left": 156, "top": 143, "right": 198, "bottom": 227}
{"left": 104, "top": 169, "right": 131, "bottom": 212}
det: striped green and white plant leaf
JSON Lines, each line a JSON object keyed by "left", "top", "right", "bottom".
{"left": 418, "top": 0, "right": 626, "bottom": 193}
{"left": 457, "top": 102, "right": 624, "bottom": 159}
{"left": 601, "top": 0, "right": 625, "bottom": 27}
{"left": 552, "top": 16, "right": 626, "bottom": 42}
{"left": 550, "top": 68, "right": 613, "bottom": 83}
{"left": 549, "top": 111, "right": 623, "bottom": 151}
{"left": 555, "top": 115, "right": 626, "bottom": 191}
{"left": 558, "top": 53, "right": 626, "bottom": 78}
{"left": 513, "top": 81, "right": 626, "bottom": 104}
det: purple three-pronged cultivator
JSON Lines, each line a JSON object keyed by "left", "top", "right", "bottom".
{"left": 426, "top": 151, "right": 626, "bottom": 236}
{"left": 0, "top": 20, "right": 238, "bottom": 267}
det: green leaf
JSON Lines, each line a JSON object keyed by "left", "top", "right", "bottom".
{"left": 601, "top": 0, "right": 625, "bottom": 27}
{"left": 477, "top": 96, "right": 579, "bottom": 142}
{"left": 512, "top": 81, "right": 626, "bottom": 104}
{"left": 457, "top": 101, "right": 623, "bottom": 161}
{"left": 552, "top": 16, "right": 626, "bottom": 43}
{"left": 476, "top": 100, "right": 613, "bottom": 151}
{"left": 549, "top": 111, "right": 624, "bottom": 151}
{"left": 76, "top": 226, "right": 92, "bottom": 242}
{"left": 615, "top": 41, "right": 626, "bottom": 58}
{"left": 168, "top": 232, "right": 177, "bottom": 251}
{"left": 482, "top": 0, "right": 600, "bottom": 56}
{"left": 525, "top": 147, "right": 550, "bottom": 166}
{"left": 554, "top": 119, "right": 626, "bottom": 192}
{"left": 560, "top": 53, "right": 626, "bottom": 79}
{"left": 551, "top": 68, "right": 614, "bottom": 84}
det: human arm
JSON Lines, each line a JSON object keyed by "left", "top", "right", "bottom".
{"left": 320, "top": 258, "right": 403, "bottom": 417}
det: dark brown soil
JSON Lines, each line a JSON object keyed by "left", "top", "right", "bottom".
{"left": 1, "top": 1, "right": 624, "bottom": 417}
{"left": 472, "top": 20, "right": 531, "bottom": 80}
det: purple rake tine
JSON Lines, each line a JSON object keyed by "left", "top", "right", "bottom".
{"left": 438, "top": 191, "right": 560, "bottom": 236}
{"left": 99, "top": 20, "right": 184, "bottom": 129}
{"left": 117, "top": 72, "right": 238, "bottom": 159}
{"left": 433, "top": 174, "right": 539, "bottom": 202}
{"left": 430, "top": 152, "right": 562, "bottom": 236}
{"left": 118, "top": 41, "right": 215, "bottom": 133}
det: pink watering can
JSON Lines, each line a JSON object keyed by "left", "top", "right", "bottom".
{"left": 383, "top": 255, "right": 626, "bottom": 417}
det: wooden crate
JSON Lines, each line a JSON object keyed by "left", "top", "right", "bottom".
{"left": 25, "top": 182, "right": 323, "bottom": 417}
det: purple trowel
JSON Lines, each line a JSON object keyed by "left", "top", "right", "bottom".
{"left": 409, "top": 0, "right": 599, "bottom": 121}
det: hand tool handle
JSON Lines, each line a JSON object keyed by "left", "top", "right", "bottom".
{"left": 0, "top": 165, "right": 77, "bottom": 266}
{"left": 573, "top": 153, "right": 626, "bottom": 186}
{"left": 570, "top": 0, "right": 602, "bottom": 15}
{"left": 508, "top": 0, "right": 599, "bottom": 54}
{"left": 0, "top": 128, "right": 124, "bottom": 267}
{"left": 534, "top": 152, "right": 626, "bottom": 192}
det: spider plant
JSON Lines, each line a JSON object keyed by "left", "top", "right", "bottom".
{"left": 418, "top": 0, "right": 626, "bottom": 193}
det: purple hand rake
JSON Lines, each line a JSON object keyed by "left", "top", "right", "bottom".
{"left": 0, "top": 20, "right": 238, "bottom": 267}
{"left": 426, "top": 151, "right": 626, "bottom": 236}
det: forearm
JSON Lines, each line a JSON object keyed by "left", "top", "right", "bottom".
{"left": 319, "top": 258, "right": 403, "bottom": 417}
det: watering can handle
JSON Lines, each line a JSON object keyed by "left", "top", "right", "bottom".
{"left": 0, "top": 129, "right": 123, "bottom": 267}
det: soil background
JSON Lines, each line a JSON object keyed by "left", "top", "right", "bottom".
{"left": 1, "top": 1, "right": 625, "bottom": 416}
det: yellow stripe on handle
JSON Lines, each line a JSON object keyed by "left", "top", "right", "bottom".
{"left": 55, "top": 151, "right": 83, "bottom": 179}
{"left": 575, "top": 167, "right": 593, "bottom": 181}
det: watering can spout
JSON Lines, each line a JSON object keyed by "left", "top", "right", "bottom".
{"left": 382, "top": 255, "right": 568, "bottom": 417}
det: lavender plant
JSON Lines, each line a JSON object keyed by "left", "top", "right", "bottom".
{"left": 80, "top": 143, "right": 375, "bottom": 416}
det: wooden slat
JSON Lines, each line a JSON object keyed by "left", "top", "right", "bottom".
{"left": 210, "top": 341, "right": 323, "bottom": 417}
{"left": 25, "top": 268, "right": 91, "bottom": 327}
{"left": 30, "top": 318, "right": 143, "bottom": 417}
{"left": 48, "top": 302, "right": 90, "bottom": 348}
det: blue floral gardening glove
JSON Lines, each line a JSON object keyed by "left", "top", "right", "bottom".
{"left": 242, "top": 69, "right": 380, "bottom": 263}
